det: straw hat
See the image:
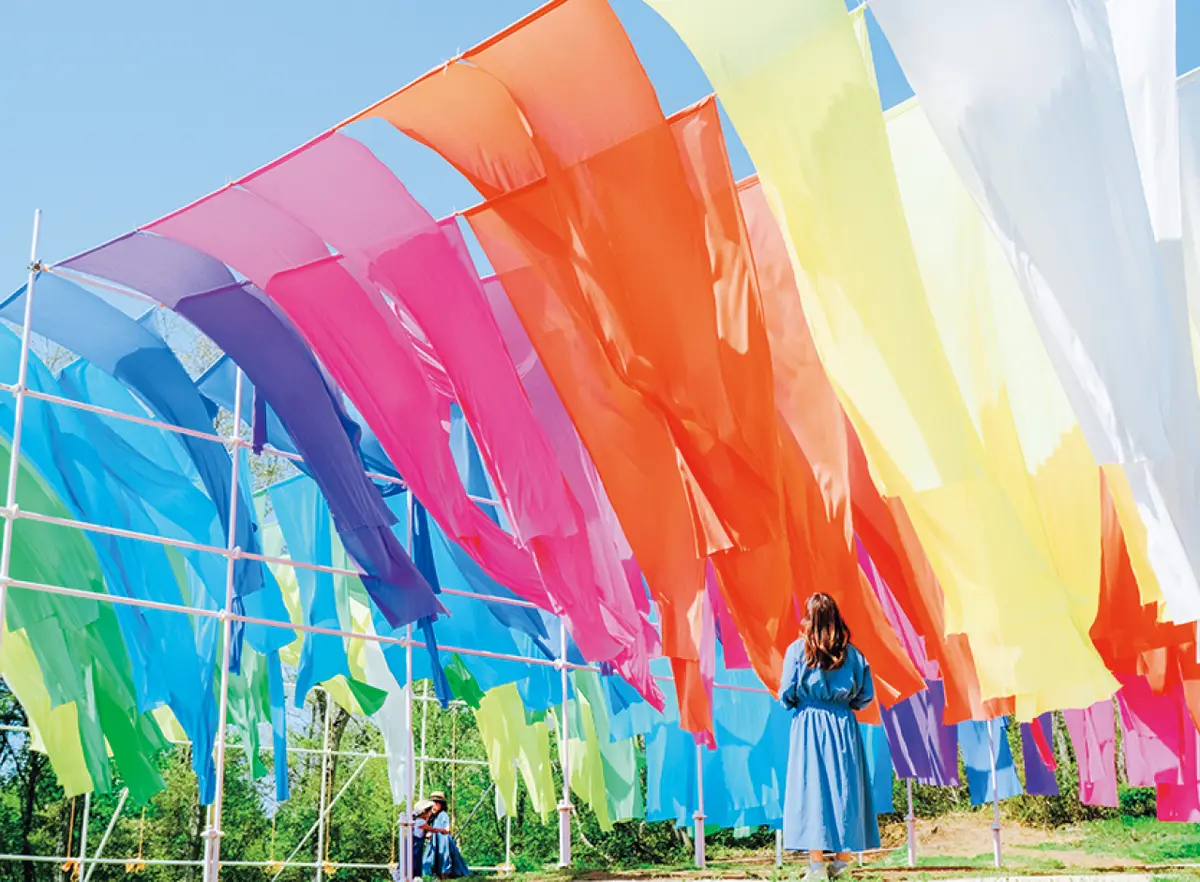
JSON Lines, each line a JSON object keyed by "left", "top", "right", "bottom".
{"left": 428, "top": 790, "right": 447, "bottom": 803}
{"left": 414, "top": 799, "right": 435, "bottom": 816}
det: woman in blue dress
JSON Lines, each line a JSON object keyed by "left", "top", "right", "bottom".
{"left": 781, "top": 593, "right": 879, "bottom": 879}
{"left": 421, "top": 791, "right": 471, "bottom": 878}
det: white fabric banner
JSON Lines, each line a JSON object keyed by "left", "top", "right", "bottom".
{"left": 1181, "top": 72, "right": 1200, "bottom": 320}
{"left": 364, "top": 640, "right": 412, "bottom": 806}
{"left": 873, "top": 0, "right": 1200, "bottom": 622}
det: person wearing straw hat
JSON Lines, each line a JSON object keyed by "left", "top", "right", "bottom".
{"left": 411, "top": 799, "right": 436, "bottom": 880}
{"left": 421, "top": 790, "right": 470, "bottom": 878}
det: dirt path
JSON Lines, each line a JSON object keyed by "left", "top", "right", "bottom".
{"left": 877, "top": 815, "right": 1143, "bottom": 870}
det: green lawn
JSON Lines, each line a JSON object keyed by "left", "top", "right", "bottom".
{"left": 1036, "top": 817, "right": 1200, "bottom": 865}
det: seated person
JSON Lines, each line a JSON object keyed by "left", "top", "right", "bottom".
{"left": 421, "top": 790, "right": 470, "bottom": 878}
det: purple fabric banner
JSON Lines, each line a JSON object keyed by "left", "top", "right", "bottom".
{"left": 62, "top": 232, "right": 440, "bottom": 628}
{"left": 1020, "top": 715, "right": 1059, "bottom": 796}
{"left": 880, "top": 679, "right": 959, "bottom": 786}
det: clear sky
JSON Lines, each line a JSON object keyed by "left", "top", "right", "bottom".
{"left": 2, "top": 1, "right": 1199, "bottom": 296}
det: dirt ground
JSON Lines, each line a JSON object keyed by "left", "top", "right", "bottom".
{"left": 537, "top": 815, "right": 1196, "bottom": 880}
{"left": 875, "top": 815, "right": 1142, "bottom": 870}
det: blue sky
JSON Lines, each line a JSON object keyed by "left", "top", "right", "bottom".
{"left": 2, "top": 0, "right": 1199, "bottom": 295}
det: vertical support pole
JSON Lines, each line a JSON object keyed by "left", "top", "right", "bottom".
{"left": 404, "top": 489, "right": 416, "bottom": 882}
{"left": 418, "top": 680, "right": 430, "bottom": 799}
{"left": 906, "top": 778, "right": 916, "bottom": 868}
{"left": 988, "top": 721, "right": 1001, "bottom": 868}
{"left": 77, "top": 792, "right": 91, "bottom": 882}
{"left": 0, "top": 209, "right": 43, "bottom": 657}
{"left": 557, "top": 619, "right": 572, "bottom": 868}
{"left": 501, "top": 761, "right": 514, "bottom": 877}
{"left": 775, "top": 829, "right": 783, "bottom": 868}
{"left": 204, "top": 368, "right": 246, "bottom": 882}
{"left": 693, "top": 742, "right": 706, "bottom": 868}
{"left": 505, "top": 812, "right": 513, "bottom": 874}
{"left": 83, "top": 788, "right": 128, "bottom": 882}
{"left": 496, "top": 758, "right": 516, "bottom": 875}
{"left": 315, "top": 695, "right": 333, "bottom": 882}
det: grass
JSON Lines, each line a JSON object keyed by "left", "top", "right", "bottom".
{"left": 1071, "top": 818, "right": 1200, "bottom": 864}
{"left": 501, "top": 816, "right": 1200, "bottom": 880}
{"left": 873, "top": 848, "right": 1066, "bottom": 872}
{"left": 1022, "top": 817, "right": 1200, "bottom": 864}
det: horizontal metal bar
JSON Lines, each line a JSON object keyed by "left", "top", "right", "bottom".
{"left": 6, "top": 505, "right": 538, "bottom": 608}
{"left": 0, "top": 853, "right": 497, "bottom": 871}
{"left": 0, "top": 382, "right": 509, "bottom": 510}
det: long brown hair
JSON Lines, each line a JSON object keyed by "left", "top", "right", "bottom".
{"left": 803, "top": 593, "right": 851, "bottom": 670}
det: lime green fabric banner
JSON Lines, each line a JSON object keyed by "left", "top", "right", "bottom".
{"left": 0, "top": 439, "right": 167, "bottom": 801}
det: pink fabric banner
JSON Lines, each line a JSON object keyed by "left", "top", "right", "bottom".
{"left": 1157, "top": 723, "right": 1200, "bottom": 822}
{"left": 858, "top": 541, "right": 939, "bottom": 682}
{"left": 706, "top": 561, "right": 750, "bottom": 670}
{"left": 1116, "top": 674, "right": 1184, "bottom": 788}
{"left": 146, "top": 180, "right": 555, "bottom": 610}
{"left": 1063, "top": 702, "right": 1118, "bottom": 807}
{"left": 479, "top": 270, "right": 663, "bottom": 700}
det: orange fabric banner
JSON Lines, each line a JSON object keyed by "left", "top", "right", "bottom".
{"left": 368, "top": 0, "right": 798, "bottom": 704}
{"left": 738, "top": 177, "right": 923, "bottom": 705}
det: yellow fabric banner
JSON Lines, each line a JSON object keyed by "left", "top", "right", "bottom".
{"left": 646, "top": 0, "right": 1117, "bottom": 716}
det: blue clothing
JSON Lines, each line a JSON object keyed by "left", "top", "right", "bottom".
{"left": 421, "top": 811, "right": 470, "bottom": 878}
{"left": 780, "top": 641, "right": 880, "bottom": 853}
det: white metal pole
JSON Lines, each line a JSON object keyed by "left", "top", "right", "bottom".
{"left": 78, "top": 792, "right": 91, "bottom": 882}
{"left": 693, "top": 742, "right": 706, "bottom": 868}
{"left": 988, "top": 721, "right": 1001, "bottom": 868}
{"left": 404, "top": 490, "right": 416, "bottom": 882}
{"left": 775, "top": 829, "right": 782, "bottom": 868}
{"left": 418, "top": 680, "right": 430, "bottom": 799}
{"left": 906, "top": 778, "right": 916, "bottom": 868}
{"left": 83, "top": 788, "right": 128, "bottom": 882}
{"left": 0, "top": 209, "right": 43, "bottom": 657}
{"left": 557, "top": 619, "right": 571, "bottom": 868}
{"left": 203, "top": 368, "right": 246, "bottom": 882}
{"left": 504, "top": 811, "right": 513, "bottom": 875}
{"left": 271, "top": 757, "right": 372, "bottom": 881}
{"left": 316, "top": 697, "right": 333, "bottom": 882}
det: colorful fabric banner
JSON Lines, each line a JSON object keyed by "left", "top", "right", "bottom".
{"left": 1183, "top": 72, "right": 1200, "bottom": 322}
{"left": 738, "top": 176, "right": 923, "bottom": 705}
{"left": 958, "top": 719, "right": 1022, "bottom": 807}
{"left": 647, "top": 0, "right": 1113, "bottom": 717}
{"left": 368, "top": 0, "right": 805, "bottom": 706}
{"left": 882, "top": 99, "right": 1113, "bottom": 716}
{"left": 873, "top": 0, "right": 1200, "bottom": 626}
{"left": 1064, "top": 702, "right": 1119, "bottom": 808}
{"left": 1020, "top": 715, "right": 1059, "bottom": 797}
{"left": 880, "top": 681, "right": 959, "bottom": 787}
{"left": 146, "top": 186, "right": 554, "bottom": 616}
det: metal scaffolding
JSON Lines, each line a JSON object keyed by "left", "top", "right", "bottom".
{"left": 0, "top": 210, "right": 923, "bottom": 878}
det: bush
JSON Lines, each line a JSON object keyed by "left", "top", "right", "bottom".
{"left": 1118, "top": 786, "right": 1157, "bottom": 819}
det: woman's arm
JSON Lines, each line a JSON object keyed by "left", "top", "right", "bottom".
{"left": 779, "top": 642, "right": 800, "bottom": 709}
{"left": 849, "top": 651, "right": 876, "bottom": 711}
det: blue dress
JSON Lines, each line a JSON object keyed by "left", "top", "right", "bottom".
{"left": 421, "top": 810, "right": 471, "bottom": 877}
{"left": 780, "top": 641, "right": 880, "bottom": 854}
